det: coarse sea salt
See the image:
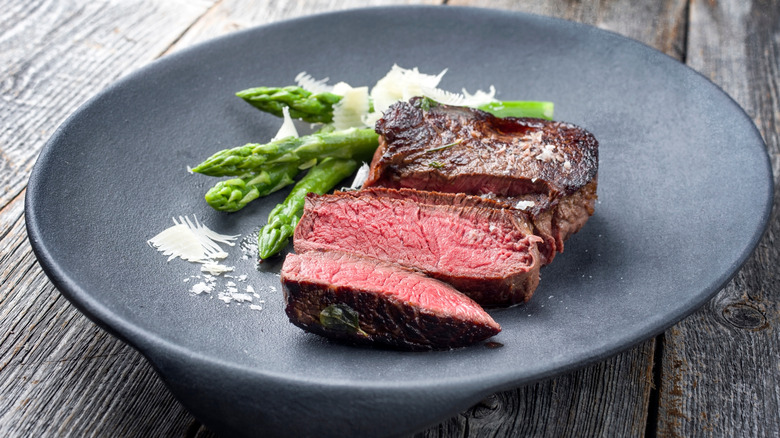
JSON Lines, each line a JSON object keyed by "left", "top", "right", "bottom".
{"left": 190, "top": 281, "right": 213, "bottom": 295}
{"left": 515, "top": 200, "right": 535, "bottom": 211}
{"left": 535, "top": 144, "right": 557, "bottom": 162}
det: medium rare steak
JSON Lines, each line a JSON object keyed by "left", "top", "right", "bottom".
{"left": 472, "top": 179, "right": 598, "bottom": 264}
{"left": 282, "top": 250, "right": 501, "bottom": 350}
{"left": 294, "top": 188, "right": 543, "bottom": 306}
{"left": 364, "top": 97, "right": 599, "bottom": 263}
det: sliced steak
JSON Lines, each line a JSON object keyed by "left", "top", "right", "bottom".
{"left": 364, "top": 97, "right": 599, "bottom": 263}
{"left": 471, "top": 179, "right": 598, "bottom": 264}
{"left": 282, "top": 250, "right": 501, "bottom": 350}
{"left": 294, "top": 188, "right": 543, "bottom": 306}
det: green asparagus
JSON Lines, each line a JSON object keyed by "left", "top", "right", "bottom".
{"left": 477, "top": 101, "right": 554, "bottom": 120}
{"left": 204, "top": 161, "right": 299, "bottom": 212}
{"left": 236, "top": 86, "right": 343, "bottom": 124}
{"left": 257, "top": 157, "right": 359, "bottom": 259}
{"left": 191, "top": 128, "right": 378, "bottom": 177}
{"left": 236, "top": 85, "right": 554, "bottom": 121}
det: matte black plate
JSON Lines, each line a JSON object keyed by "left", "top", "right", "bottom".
{"left": 25, "top": 6, "right": 773, "bottom": 437}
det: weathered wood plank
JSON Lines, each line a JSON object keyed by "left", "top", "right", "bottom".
{"left": 164, "top": 0, "right": 442, "bottom": 54}
{"left": 10, "top": 0, "right": 777, "bottom": 437}
{"left": 416, "top": 340, "right": 656, "bottom": 438}
{"left": 0, "top": 0, "right": 214, "bottom": 209}
{"left": 657, "top": 0, "right": 780, "bottom": 435}
{"left": 0, "top": 0, "right": 218, "bottom": 436}
{"left": 448, "top": 0, "right": 688, "bottom": 58}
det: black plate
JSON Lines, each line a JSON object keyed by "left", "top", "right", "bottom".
{"left": 25, "top": 6, "right": 773, "bottom": 437}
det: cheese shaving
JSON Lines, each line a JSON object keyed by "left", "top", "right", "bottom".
{"left": 147, "top": 215, "right": 239, "bottom": 264}
{"left": 369, "top": 64, "right": 496, "bottom": 116}
{"left": 421, "top": 85, "right": 497, "bottom": 107}
{"left": 294, "top": 65, "right": 498, "bottom": 128}
{"left": 295, "top": 71, "right": 333, "bottom": 94}
{"left": 332, "top": 85, "right": 370, "bottom": 130}
{"left": 350, "top": 162, "right": 370, "bottom": 189}
{"left": 271, "top": 106, "right": 299, "bottom": 140}
{"left": 201, "top": 263, "right": 235, "bottom": 275}
{"left": 369, "top": 64, "right": 447, "bottom": 116}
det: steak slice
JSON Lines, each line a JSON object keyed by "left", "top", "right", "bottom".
{"left": 364, "top": 97, "right": 599, "bottom": 264}
{"left": 471, "top": 179, "right": 598, "bottom": 264}
{"left": 282, "top": 250, "right": 501, "bottom": 350}
{"left": 294, "top": 188, "right": 543, "bottom": 306}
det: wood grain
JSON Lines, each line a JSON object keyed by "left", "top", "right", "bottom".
{"left": 416, "top": 340, "right": 656, "bottom": 437}
{"left": 448, "top": 0, "right": 689, "bottom": 59}
{"left": 164, "top": 0, "right": 442, "bottom": 54}
{"left": 656, "top": 0, "right": 780, "bottom": 436}
{"left": 1, "top": 0, "right": 777, "bottom": 436}
{"left": 0, "top": 0, "right": 217, "bottom": 436}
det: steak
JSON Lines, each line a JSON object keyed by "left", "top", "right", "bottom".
{"left": 364, "top": 97, "right": 599, "bottom": 263}
{"left": 282, "top": 250, "right": 501, "bottom": 350}
{"left": 294, "top": 188, "right": 543, "bottom": 306}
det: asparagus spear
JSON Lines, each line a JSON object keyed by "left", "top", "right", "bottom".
{"left": 258, "top": 158, "right": 358, "bottom": 260}
{"left": 477, "top": 101, "right": 554, "bottom": 120}
{"left": 191, "top": 128, "right": 378, "bottom": 177}
{"left": 204, "top": 161, "right": 299, "bottom": 212}
{"left": 236, "top": 85, "right": 554, "bottom": 121}
{"left": 236, "top": 86, "right": 342, "bottom": 124}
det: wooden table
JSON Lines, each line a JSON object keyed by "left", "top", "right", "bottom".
{"left": 2, "top": 1, "right": 777, "bottom": 436}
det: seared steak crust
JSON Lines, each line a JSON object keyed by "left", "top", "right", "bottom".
{"left": 282, "top": 251, "right": 501, "bottom": 350}
{"left": 365, "top": 97, "right": 598, "bottom": 204}
{"left": 365, "top": 98, "right": 599, "bottom": 264}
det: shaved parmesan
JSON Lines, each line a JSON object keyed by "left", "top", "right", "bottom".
{"left": 419, "top": 86, "right": 467, "bottom": 106}
{"left": 295, "top": 71, "right": 333, "bottom": 94}
{"left": 461, "top": 85, "right": 498, "bottom": 106}
{"left": 332, "top": 85, "right": 370, "bottom": 130}
{"left": 331, "top": 81, "right": 354, "bottom": 96}
{"left": 271, "top": 106, "right": 299, "bottom": 140}
{"left": 350, "top": 162, "right": 370, "bottom": 189}
{"left": 420, "top": 85, "right": 496, "bottom": 107}
{"left": 147, "top": 215, "right": 239, "bottom": 264}
{"left": 201, "top": 263, "right": 235, "bottom": 275}
{"left": 293, "top": 65, "right": 498, "bottom": 128}
{"left": 361, "top": 111, "right": 383, "bottom": 128}
{"left": 369, "top": 64, "right": 447, "bottom": 116}
{"left": 369, "top": 64, "right": 496, "bottom": 116}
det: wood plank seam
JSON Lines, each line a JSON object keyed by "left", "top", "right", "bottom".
{"left": 645, "top": 333, "right": 665, "bottom": 438}
{"left": 155, "top": 0, "right": 226, "bottom": 59}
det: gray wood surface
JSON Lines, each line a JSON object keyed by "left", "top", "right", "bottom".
{"left": 0, "top": 0, "right": 776, "bottom": 436}
{"left": 657, "top": 1, "right": 780, "bottom": 436}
